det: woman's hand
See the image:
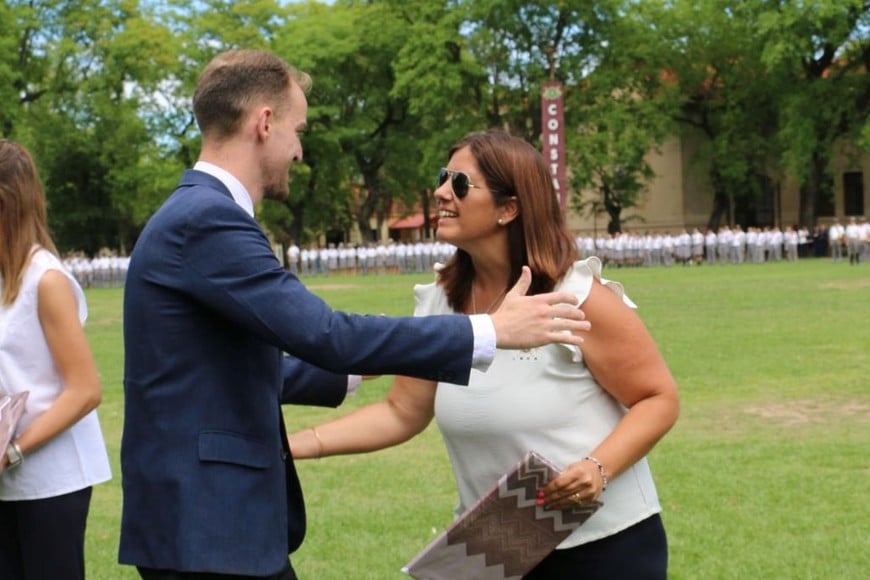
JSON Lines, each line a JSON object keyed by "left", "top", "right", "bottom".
{"left": 538, "top": 458, "right": 605, "bottom": 509}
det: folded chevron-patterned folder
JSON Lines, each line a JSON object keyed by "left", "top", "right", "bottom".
{"left": 402, "top": 451, "right": 602, "bottom": 580}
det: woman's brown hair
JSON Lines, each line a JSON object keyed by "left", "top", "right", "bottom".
{"left": 438, "top": 130, "right": 577, "bottom": 311}
{"left": 0, "top": 140, "right": 59, "bottom": 305}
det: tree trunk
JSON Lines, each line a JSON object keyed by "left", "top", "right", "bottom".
{"left": 799, "top": 151, "right": 828, "bottom": 228}
{"left": 289, "top": 204, "right": 305, "bottom": 245}
{"left": 421, "top": 188, "right": 432, "bottom": 239}
{"left": 706, "top": 189, "right": 730, "bottom": 231}
{"left": 706, "top": 165, "right": 730, "bottom": 230}
{"left": 356, "top": 199, "right": 376, "bottom": 243}
{"left": 356, "top": 176, "right": 381, "bottom": 243}
{"left": 603, "top": 186, "right": 622, "bottom": 234}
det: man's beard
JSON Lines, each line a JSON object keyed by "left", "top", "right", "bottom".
{"left": 263, "top": 182, "right": 289, "bottom": 201}
{"left": 262, "top": 167, "right": 290, "bottom": 201}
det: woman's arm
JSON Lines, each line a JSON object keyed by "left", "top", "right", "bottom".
{"left": 8, "top": 270, "right": 102, "bottom": 461}
{"left": 543, "top": 279, "right": 680, "bottom": 506}
{"left": 289, "top": 375, "right": 437, "bottom": 459}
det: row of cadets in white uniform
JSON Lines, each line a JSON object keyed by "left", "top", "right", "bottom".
{"left": 831, "top": 216, "right": 869, "bottom": 264}
{"left": 286, "top": 240, "right": 457, "bottom": 276}
{"left": 62, "top": 253, "right": 130, "bottom": 288}
{"left": 576, "top": 229, "right": 707, "bottom": 267}
{"left": 575, "top": 225, "right": 811, "bottom": 267}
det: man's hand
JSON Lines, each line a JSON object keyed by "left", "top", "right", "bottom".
{"left": 490, "top": 266, "right": 591, "bottom": 349}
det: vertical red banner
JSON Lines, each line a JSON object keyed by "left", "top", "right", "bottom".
{"left": 541, "top": 81, "right": 567, "bottom": 212}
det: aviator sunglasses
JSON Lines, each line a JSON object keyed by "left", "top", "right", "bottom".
{"left": 437, "top": 168, "right": 483, "bottom": 199}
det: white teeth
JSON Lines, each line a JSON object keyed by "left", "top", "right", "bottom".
{"left": 439, "top": 210, "right": 458, "bottom": 218}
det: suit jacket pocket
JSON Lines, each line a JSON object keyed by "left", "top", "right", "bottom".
{"left": 198, "top": 430, "right": 272, "bottom": 469}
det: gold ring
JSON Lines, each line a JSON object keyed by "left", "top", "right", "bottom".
{"left": 570, "top": 492, "right": 583, "bottom": 503}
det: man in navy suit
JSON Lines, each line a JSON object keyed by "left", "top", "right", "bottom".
{"left": 119, "top": 49, "right": 590, "bottom": 579}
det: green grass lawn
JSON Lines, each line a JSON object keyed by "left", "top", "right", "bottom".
{"left": 82, "top": 259, "right": 869, "bottom": 579}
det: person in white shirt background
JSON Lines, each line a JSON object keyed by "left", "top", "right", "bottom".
{"left": 784, "top": 225, "right": 799, "bottom": 262}
{"left": 859, "top": 217, "right": 869, "bottom": 262}
{"left": 286, "top": 242, "right": 300, "bottom": 275}
{"left": 844, "top": 216, "right": 862, "bottom": 265}
{"left": 675, "top": 229, "right": 692, "bottom": 266}
{"left": 691, "top": 227, "right": 704, "bottom": 265}
{"left": 827, "top": 218, "right": 845, "bottom": 261}
{"left": 703, "top": 228, "right": 717, "bottom": 264}
{"left": 769, "top": 226, "right": 784, "bottom": 261}
{"left": 0, "top": 139, "right": 111, "bottom": 580}
{"left": 717, "top": 225, "right": 732, "bottom": 264}
{"left": 730, "top": 225, "right": 746, "bottom": 264}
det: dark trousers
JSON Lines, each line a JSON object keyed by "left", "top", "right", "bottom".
{"left": 138, "top": 564, "right": 297, "bottom": 580}
{"left": 0, "top": 486, "right": 93, "bottom": 580}
{"left": 524, "top": 513, "right": 668, "bottom": 580}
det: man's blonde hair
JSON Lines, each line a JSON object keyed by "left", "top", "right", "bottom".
{"left": 193, "top": 49, "right": 311, "bottom": 140}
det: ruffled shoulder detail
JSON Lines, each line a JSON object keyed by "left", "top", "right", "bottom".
{"left": 559, "top": 256, "right": 636, "bottom": 310}
{"left": 554, "top": 257, "right": 636, "bottom": 362}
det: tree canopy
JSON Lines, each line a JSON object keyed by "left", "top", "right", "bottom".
{"left": 2, "top": 0, "right": 868, "bottom": 254}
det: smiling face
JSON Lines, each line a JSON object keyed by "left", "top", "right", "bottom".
{"left": 261, "top": 81, "right": 308, "bottom": 202}
{"left": 433, "top": 130, "right": 578, "bottom": 306}
{"left": 434, "top": 146, "right": 508, "bottom": 252}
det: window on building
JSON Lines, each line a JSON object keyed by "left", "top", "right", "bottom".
{"left": 843, "top": 172, "right": 864, "bottom": 216}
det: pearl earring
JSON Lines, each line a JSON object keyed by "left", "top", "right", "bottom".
{"left": 497, "top": 218, "right": 504, "bottom": 225}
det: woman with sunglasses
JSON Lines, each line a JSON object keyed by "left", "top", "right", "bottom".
{"left": 291, "top": 129, "right": 679, "bottom": 579}
{"left": 0, "top": 140, "right": 111, "bottom": 579}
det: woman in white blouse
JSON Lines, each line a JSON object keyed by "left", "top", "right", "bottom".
{"left": 0, "top": 140, "right": 111, "bottom": 579}
{"left": 291, "top": 130, "right": 679, "bottom": 579}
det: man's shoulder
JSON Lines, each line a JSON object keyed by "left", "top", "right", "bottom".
{"left": 155, "top": 176, "right": 240, "bottom": 223}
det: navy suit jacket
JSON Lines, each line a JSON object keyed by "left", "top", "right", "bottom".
{"left": 120, "top": 170, "right": 475, "bottom": 575}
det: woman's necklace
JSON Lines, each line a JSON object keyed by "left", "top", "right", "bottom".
{"left": 471, "top": 284, "right": 507, "bottom": 314}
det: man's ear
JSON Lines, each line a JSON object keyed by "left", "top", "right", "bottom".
{"left": 255, "top": 106, "right": 273, "bottom": 141}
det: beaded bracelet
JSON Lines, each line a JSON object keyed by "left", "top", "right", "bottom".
{"left": 583, "top": 456, "right": 608, "bottom": 491}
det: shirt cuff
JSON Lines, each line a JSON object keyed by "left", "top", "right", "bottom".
{"left": 347, "top": 375, "right": 363, "bottom": 396}
{"left": 469, "top": 314, "right": 496, "bottom": 372}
